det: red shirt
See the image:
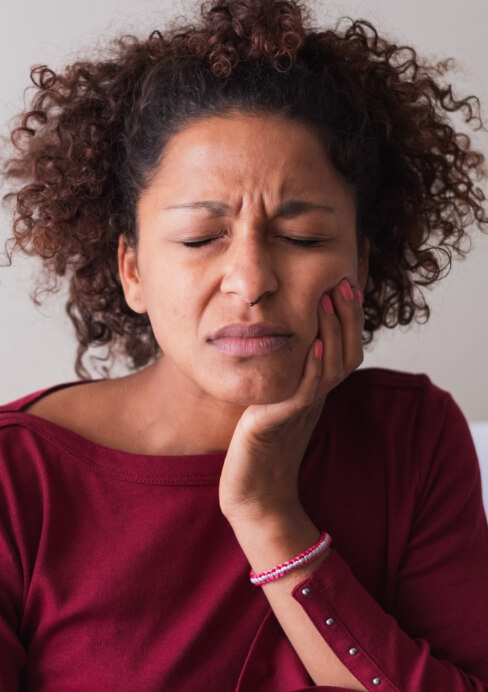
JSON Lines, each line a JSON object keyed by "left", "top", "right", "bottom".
{"left": 0, "top": 368, "right": 487, "bottom": 691}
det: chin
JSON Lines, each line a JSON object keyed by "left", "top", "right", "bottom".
{"left": 210, "top": 369, "right": 301, "bottom": 407}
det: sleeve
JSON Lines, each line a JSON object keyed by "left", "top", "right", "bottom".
{"left": 291, "top": 392, "right": 488, "bottom": 691}
{"left": 0, "top": 525, "right": 25, "bottom": 689}
{"left": 0, "top": 426, "right": 30, "bottom": 689}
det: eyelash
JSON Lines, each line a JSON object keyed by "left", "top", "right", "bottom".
{"left": 283, "top": 237, "right": 322, "bottom": 247}
{"left": 182, "top": 238, "right": 217, "bottom": 248}
{"left": 182, "top": 236, "right": 323, "bottom": 248}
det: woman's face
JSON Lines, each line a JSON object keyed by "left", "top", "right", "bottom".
{"left": 120, "top": 111, "right": 369, "bottom": 406}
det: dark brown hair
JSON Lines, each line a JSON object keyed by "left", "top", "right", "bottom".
{"left": 2, "top": 0, "right": 487, "bottom": 376}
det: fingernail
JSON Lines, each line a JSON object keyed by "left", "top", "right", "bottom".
{"left": 314, "top": 340, "right": 323, "bottom": 359}
{"left": 339, "top": 279, "right": 354, "bottom": 300}
{"left": 353, "top": 288, "right": 363, "bottom": 305}
{"left": 321, "top": 295, "right": 334, "bottom": 314}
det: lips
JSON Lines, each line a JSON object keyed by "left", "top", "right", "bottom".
{"left": 207, "top": 323, "right": 293, "bottom": 356}
{"left": 208, "top": 322, "right": 292, "bottom": 340}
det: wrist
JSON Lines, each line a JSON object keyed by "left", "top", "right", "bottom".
{"left": 224, "top": 501, "right": 308, "bottom": 539}
{"left": 221, "top": 494, "right": 303, "bottom": 527}
{"left": 227, "top": 508, "right": 329, "bottom": 582}
{"left": 250, "top": 531, "right": 332, "bottom": 586}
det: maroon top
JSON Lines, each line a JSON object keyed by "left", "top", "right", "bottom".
{"left": 0, "top": 368, "right": 487, "bottom": 691}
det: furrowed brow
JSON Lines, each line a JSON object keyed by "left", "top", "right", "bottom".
{"left": 164, "top": 201, "right": 231, "bottom": 215}
{"left": 163, "top": 199, "right": 335, "bottom": 217}
{"left": 273, "top": 200, "right": 335, "bottom": 218}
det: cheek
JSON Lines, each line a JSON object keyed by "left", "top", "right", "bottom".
{"left": 141, "top": 269, "right": 206, "bottom": 351}
{"left": 297, "top": 254, "right": 349, "bottom": 301}
{"left": 314, "top": 248, "right": 359, "bottom": 291}
{"left": 289, "top": 252, "right": 354, "bottom": 329}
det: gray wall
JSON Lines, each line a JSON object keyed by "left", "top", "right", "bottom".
{"left": 1, "top": 0, "right": 487, "bottom": 419}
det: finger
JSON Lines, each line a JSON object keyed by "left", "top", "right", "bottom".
{"left": 316, "top": 293, "right": 344, "bottom": 397}
{"left": 243, "top": 337, "right": 323, "bottom": 435}
{"left": 330, "top": 279, "right": 364, "bottom": 373}
{"left": 269, "top": 336, "right": 324, "bottom": 416}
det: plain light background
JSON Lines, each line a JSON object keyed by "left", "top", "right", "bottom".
{"left": 0, "top": 0, "right": 487, "bottom": 421}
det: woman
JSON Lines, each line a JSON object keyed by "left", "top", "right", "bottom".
{"left": 1, "top": 0, "right": 487, "bottom": 689}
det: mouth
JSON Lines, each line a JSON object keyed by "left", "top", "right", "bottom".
{"left": 207, "top": 322, "right": 293, "bottom": 356}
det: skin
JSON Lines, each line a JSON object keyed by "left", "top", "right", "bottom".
{"left": 119, "top": 111, "right": 369, "bottom": 455}
{"left": 118, "top": 111, "right": 370, "bottom": 688}
{"left": 31, "top": 111, "right": 370, "bottom": 688}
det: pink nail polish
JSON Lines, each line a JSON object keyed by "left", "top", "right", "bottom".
{"left": 321, "top": 295, "right": 334, "bottom": 314}
{"left": 314, "top": 340, "right": 323, "bottom": 359}
{"left": 339, "top": 279, "right": 354, "bottom": 300}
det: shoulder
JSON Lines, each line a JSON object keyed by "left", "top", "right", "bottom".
{"left": 0, "top": 378, "right": 116, "bottom": 436}
{"left": 318, "top": 369, "right": 481, "bottom": 519}
{"left": 326, "top": 367, "right": 471, "bottom": 463}
{"left": 0, "top": 378, "right": 142, "bottom": 461}
{"left": 0, "top": 381, "right": 90, "bottom": 415}
{"left": 0, "top": 380, "right": 125, "bottom": 495}
{"left": 336, "top": 367, "right": 477, "bottom": 477}
{"left": 338, "top": 366, "right": 445, "bottom": 396}
{"left": 0, "top": 380, "right": 108, "bottom": 454}
{"left": 330, "top": 366, "right": 454, "bottom": 419}
{"left": 0, "top": 382, "right": 78, "bottom": 460}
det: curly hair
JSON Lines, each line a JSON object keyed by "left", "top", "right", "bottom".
{"left": 2, "top": 0, "right": 487, "bottom": 377}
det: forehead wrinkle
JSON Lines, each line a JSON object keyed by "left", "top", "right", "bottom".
{"left": 146, "top": 114, "right": 353, "bottom": 221}
{"left": 163, "top": 198, "right": 336, "bottom": 220}
{"left": 164, "top": 200, "right": 231, "bottom": 215}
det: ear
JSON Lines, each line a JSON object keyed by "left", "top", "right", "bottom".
{"left": 357, "top": 235, "right": 370, "bottom": 292}
{"left": 117, "top": 234, "right": 147, "bottom": 314}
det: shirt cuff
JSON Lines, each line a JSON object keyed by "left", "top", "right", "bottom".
{"left": 292, "top": 549, "right": 399, "bottom": 691}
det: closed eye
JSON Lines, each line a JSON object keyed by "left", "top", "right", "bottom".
{"left": 181, "top": 234, "right": 325, "bottom": 248}
{"left": 181, "top": 230, "right": 227, "bottom": 248}
{"left": 182, "top": 237, "right": 217, "bottom": 248}
{"left": 281, "top": 236, "right": 324, "bottom": 247}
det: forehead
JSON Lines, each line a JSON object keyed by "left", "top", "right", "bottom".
{"left": 148, "top": 112, "right": 352, "bottom": 203}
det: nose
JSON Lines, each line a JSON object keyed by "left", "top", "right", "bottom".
{"left": 220, "top": 227, "right": 279, "bottom": 305}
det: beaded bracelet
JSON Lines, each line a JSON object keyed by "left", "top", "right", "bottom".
{"left": 249, "top": 531, "right": 332, "bottom": 586}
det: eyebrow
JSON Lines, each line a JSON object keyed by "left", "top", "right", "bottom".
{"left": 163, "top": 199, "right": 335, "bottom": 218}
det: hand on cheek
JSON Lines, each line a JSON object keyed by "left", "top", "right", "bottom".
{"left": 219, "top": 278, "right": 364, "bottom": 524}
{"left": 315, "top": 278, "right": 364, "bottom": 399}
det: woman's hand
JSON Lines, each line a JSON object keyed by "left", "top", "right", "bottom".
{"left": 219, "top": 278, "right": 364, "bottom": 527}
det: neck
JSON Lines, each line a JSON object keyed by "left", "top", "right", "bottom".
{"left": 120, "top": 357, "right": 246, "bottom": 455}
